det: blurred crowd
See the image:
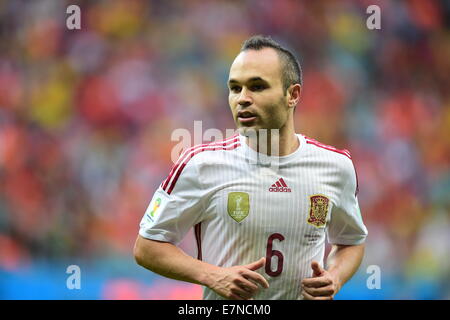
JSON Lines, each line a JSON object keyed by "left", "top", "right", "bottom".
{"left": 0, "top": 0, "right": 449, "bottom": 299}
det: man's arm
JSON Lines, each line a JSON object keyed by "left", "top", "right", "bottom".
{"left": 133, "top": 235, "right": 269, "bottom": 300}
{"left": 327, "top": 243, "right": 365, "bottom": 290}
{"left": 301, "top": 243, "right": 365, "bottom": 300}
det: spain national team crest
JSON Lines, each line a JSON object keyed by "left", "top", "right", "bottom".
{"left": 307, "top": 195, "right": 329, "bottom": 228}
{"left": 227, "top": 192, "right": 250, "bottom": 223}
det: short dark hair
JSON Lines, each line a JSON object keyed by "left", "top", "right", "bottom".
{"left": 240, "top": 35, "right": 302, "bottom": 92}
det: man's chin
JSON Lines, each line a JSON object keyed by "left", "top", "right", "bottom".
{"left": 238, "top": 126, "right": 257, "bottom": 137}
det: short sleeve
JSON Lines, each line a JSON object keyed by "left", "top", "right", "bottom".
{"left": 139, "top": 156, "right": 206, "bottom": 245}
{"left": 327, "top": 158, "right": 368, "bottom": 245}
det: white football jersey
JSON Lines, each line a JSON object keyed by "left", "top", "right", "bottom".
{"left": 139, "top": 133, "right": 368, "bottom": 300}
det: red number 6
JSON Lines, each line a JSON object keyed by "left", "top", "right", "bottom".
{"left": 265, "top": 233, "right": 285, "bottom": 277}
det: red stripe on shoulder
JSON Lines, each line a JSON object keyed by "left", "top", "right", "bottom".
{"left": 161, "top": 134, "right": 238, "bottom": 191}
{"left": 162, "top": 134, "right": 240, "bottom": 194}
{"left": 304, "top": 136, "right": 352, "bottom": 159}
{"left": 166, "top": 141, "right": 240, "bottom": 194}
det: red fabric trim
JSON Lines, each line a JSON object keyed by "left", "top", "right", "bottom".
{"left": 167, "top": 142, "right": 240, "bottom": 194}
{"left": 304, "top": 136, "right": 358, "bottom": 195}
{"left": 162, "top": 134, "right": 238, "bottom": 190}
{"left": 161, "top": 134, "right": 239, "bottom": 192}
{"left": 305, "top": 136, "right": 352, "bottom": 159}
{"left": 194, "top": 223, "right": 202, "bottom": 261}
{"left": 353, "top": 163, "right": 360, "bottom": 196}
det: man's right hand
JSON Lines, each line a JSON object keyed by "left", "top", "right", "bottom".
{"left": 205, "top": 257, "right": 270, "bottom": 300}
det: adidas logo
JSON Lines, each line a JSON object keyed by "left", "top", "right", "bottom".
{"left": 269, "top": 178, "right": 291, "bottom": 193}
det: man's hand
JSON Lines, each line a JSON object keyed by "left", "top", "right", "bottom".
{"left": 301, "top": 261, "right": 340, "bottom": 300}
{"left": 206, "top": 257, "right": 270, "bottom": 300}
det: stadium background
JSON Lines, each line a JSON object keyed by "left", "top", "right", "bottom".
{"left": 0, "top": 0, "right": 449, "bottom": 299}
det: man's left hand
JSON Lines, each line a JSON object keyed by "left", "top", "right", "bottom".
{"left": 301, "top": 261, "right": 340, "bottom": 300}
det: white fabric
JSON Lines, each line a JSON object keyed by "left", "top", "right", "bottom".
{"left": 139, "top": 133, "right": 368, "bottom": 299}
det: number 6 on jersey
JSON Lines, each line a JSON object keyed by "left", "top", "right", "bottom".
{"left": 265, "top": 233, "right": 285, "bottom": 277}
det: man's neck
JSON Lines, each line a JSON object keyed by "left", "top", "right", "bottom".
{"left": 244, "top": 128, "right": 299, "bottom": 157}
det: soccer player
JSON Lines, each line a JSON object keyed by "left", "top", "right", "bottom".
{"left": 134, "top": 35, "right": 368, "bottom": 300}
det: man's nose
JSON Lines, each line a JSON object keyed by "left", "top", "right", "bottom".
{"left": 237, "top": 88, "right": 252, "bottom": 107}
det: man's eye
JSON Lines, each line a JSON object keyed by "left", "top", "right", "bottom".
{"left": 230, "top": 86, "right": 241, "bottom": 93}
{"left": 251, "top": 85, "right": 265, "bottom": 91}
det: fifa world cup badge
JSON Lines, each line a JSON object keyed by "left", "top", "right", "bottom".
{"left": 307, "top": 195, "right": 329, "bottom": 228}
{"left": 227, "top": 192, "right": 250, "bottom": 223}
{"left": 145, "top": 197, "right": 162, "bottom": 222}
{"left": 150, "top": 198, "right": 161, "bottom": 217}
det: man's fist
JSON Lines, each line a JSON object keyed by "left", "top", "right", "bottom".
{"left": 207, "top": 257, "right": 270, "bottom": 300}
{"left": 301, "top": 261, "right": 340, "bottom": 300}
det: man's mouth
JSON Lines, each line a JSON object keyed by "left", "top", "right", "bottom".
{"left": 237, "top": 111, "right": 257, "bottom": 123}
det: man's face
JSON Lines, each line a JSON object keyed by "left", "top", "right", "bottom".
{"left": 228, "top": 48, "right": 290, "bottom": 135}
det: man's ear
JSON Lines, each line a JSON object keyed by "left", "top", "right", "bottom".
{"left": 287, "top": 84, "right": 301, "bottom": 108}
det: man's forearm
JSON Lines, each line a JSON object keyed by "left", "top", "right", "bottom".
{"left": 326, "top": 243, "right": 365, "bottom": 291}
{"left": 134, "top": 235, "right": 270, "bottom": 300}
{"left": 133, "top": 235, "right": 219, "bottom": 287}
